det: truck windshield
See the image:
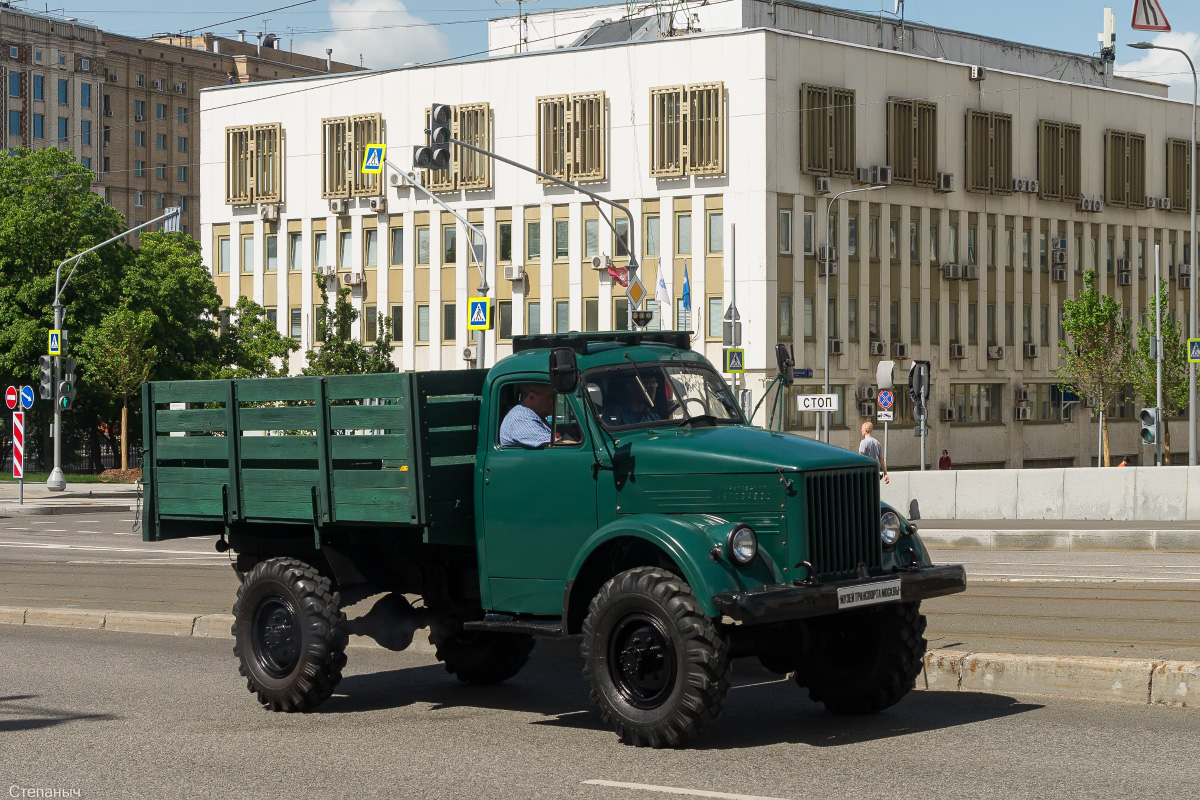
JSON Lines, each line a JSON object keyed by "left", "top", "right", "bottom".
{"left": 584, "top": 363, "right": 743, "bottom": 431}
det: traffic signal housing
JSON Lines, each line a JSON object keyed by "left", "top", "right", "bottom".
{"left": 59, "top": 357, "right": 77, "bottom": 410}
{"left": 1139, "top": 407, "right": 1161, "bottom": 446}
{"left": 413, "top": 103, "right": 452, "bottom": 170}
{"left": 38, "top": 355, "right": 53, "bottom": 400}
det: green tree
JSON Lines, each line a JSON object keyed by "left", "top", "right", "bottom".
{"left": 302, "top": 277, "right": 394, "bottom": 376}
{"left": 1057, "top": 270, "right": 1133, "bottom": 467}
{"left": 1132, "top": 280, "right": 1189, "bottom": 464}
{"left": 218, "top": 296, "right": 300, "bottom": 379}
{"left": 78, "top": 307, "right": 157, "bottom": 472}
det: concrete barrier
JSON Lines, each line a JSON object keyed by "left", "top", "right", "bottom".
{"left": 1150, "top": 661, "right": 1200, "bottom": 708}
{"left": 24, "top": 608, "right": 105, "bottom": 629}
{"left": 0, "top": 606, "right": 26, "bottom": 625}
{"left": 104, "top": 611, "right": 197, "bottom": 637}
{"left": 891, "top": 465, "right": 1200, "bottom": 523}
{"left": 193, "top": 614, "right": 235, "bottom": 639}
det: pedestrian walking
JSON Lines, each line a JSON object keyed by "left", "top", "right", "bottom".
{"left": 939, "top": 449, "right": 952, "bottom": 470}
{"left": 859, "top": 421, "right": 889, "bottom": 484}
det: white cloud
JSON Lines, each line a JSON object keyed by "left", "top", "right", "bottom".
{"left": 296, "top": 0, "right": 450, "bottom": 71}
{"left": 1115, "top": 31, "right": 1200, "bottom": 101}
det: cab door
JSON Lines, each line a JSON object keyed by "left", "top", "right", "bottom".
{"left": 480, "top": 381, "right": 597, "bottom": 615}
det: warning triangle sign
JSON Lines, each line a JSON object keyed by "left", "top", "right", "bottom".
{"left": 1132, "top": 0, "right": 1171, "bottom": 31}
{"left": 471, "top": 304, "right": 487, "bottom": 324}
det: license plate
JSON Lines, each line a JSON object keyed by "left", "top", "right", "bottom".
{"left": 837, "top": 578, "right": 902, "bottom": 610}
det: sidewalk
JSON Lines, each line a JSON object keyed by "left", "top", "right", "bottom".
{"left": 0, "top": 481, "right": 138, "bottom": 515}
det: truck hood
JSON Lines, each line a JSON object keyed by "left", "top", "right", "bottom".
{"left": 614, "top": 424, "right": 877, "bottom": 476}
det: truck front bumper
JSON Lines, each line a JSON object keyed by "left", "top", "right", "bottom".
{"left": 713, "top": 564, "right": 967, "bottom": 626}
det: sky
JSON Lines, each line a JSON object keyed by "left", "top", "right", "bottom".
{"left": 14, "top": 0, "right": 1200, "bottom": 97}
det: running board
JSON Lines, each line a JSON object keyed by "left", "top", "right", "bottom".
{"left": 463, "top": 615, "right": 566, "bottom": 638}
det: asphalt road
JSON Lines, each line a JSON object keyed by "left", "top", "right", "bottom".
{"left": 2, "top": 513, "right": 1200, "bottom": 660}
{"left": 1, "top": 624, "right": 1196, "bottom": 800}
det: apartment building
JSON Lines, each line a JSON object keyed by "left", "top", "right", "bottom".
{"left": 199, "top": 3, "right": 1197, "bottom": 469}
{"left": 0, "top": 3, "right": 360, "bottom": 237}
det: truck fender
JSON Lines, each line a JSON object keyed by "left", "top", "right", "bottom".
{"left": 562, "top": 514, "right": 783, "bottom": 631}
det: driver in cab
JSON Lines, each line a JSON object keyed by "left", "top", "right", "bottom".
{"left": 604, "top": 373, "right": 662, "bottom": 426}
{"left": 500, "top": 384, "right": 579, "bottom": 448}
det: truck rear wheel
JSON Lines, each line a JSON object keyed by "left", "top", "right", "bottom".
{"left": 796, "top": 601, "right": 927, "bottom": 715}
{"left": 232, "top": 557, "right": 348, "bottom": 712}
{"left": 581, "top": 567, "right": 731, "bottom": 748}
{"left": 429, "top": 626, "right": 535, "bottom": 685}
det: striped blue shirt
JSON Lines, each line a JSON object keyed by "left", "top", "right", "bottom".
{"left": 500, "top": 403, "right": 551, "bottom": 448}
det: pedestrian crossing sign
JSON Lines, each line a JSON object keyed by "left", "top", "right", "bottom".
{"left": 723, "top": 348, "right": 745, "bottom": 373}
{"left": 361, "top": 144, "right": 386, "bottom": 174}
{"left": 48, "top": 330, "right": 61, "bottom": 356}
{"left": 468, "top": 297, "right": 492, "bottom": 331}
{"left": 1189, "top": 338, "right": 1200, "bottom": 364}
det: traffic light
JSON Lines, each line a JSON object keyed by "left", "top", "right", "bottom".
{"left": 1140, "top": 407, "right": 1161, "bottom": 446}
{"left": 38, "top": 355, "right": 53, "bottom": 400}
{"left": 413, "top": 103, "right": 452, "bottom": 170}
{"left": 59, "top": 357, "right": 77, "bottom": 410}
{"left": 775, "top": 343, "right": 795, "bottom": 386}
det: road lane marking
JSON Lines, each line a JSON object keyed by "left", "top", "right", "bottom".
{"left": 0, "top": 540, "right": 216, "bottom": 555}
{"left": 583, "top": 781, "right": 792, "bottom": 800}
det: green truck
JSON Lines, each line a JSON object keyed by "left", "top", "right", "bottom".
{"left": 141, "top": 331, "right": 965, "bottom": 747}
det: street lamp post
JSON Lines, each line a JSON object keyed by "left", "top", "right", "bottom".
{"left": 823, "top": 184, "right": 886, "bottom": 442}
{"left": 1130, "top": 42, "right": 1198, "bottom": 465}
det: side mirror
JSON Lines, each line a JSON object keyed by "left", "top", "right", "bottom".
{"left": 549, "top": 347, "right": 579, "bottom": 394}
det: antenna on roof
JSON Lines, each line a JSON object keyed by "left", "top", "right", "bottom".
{"left": 1098, "top": 6, "right": 1117, "bottom": 62}
{"left": 496, "top": 0, "right": 539, "bottom": 53}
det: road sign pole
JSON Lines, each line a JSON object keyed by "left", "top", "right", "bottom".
{"left": 47, "top": 301, "right": 65, "bottom": 492}
{"left": 1156, "top": 244, "right": 1164, "bottom": 467}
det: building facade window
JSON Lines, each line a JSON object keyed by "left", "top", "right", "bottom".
{"left": 57, "top": 79, "right": 67, "bottom": 104}
{"left": 965, "top": 110, "right": 1013, "bottom": 195}
{"left": 442, "top": 227, "right": 456, "bottom": 265}
{"left": 1104, "top": 129, "right": 1147, "bottom": 208}
{"left": 1038, "top": 120, "right": 1083, "bottom": 202}
{"left": 554, "top": 219, "right": 569, "bottom": 260}
{"left": 290, "top": 308, "right": 302, "bottom": 339}
{"left": 417, "top": 305, "right": 430, "bottom": 341}
{"left": 225, "top": 123, "right": 283, "bottom": 204}
{"left": 57, "top": 117, "right": 67, "bottom": 141}
{"left": 707, "top": 211, "right": 723, "bottom": 254}
{"left": 442, "top": 303, "right": 456, "bottom": 341}
{"left": 801, "top": 83, "right": 855, "bottom": 178}
{"left": 951, "top": 383, "right": 1003, "bottom": 424}
{"left": 288, "top": 232, "right": 302, "bottom": 271}
{"left": 320, "top": 113, "right": 382, "bottom": 199}
{"left": 265, "top": 235, "right": 278, "bottom": 272}
{"left": 32, "top": 114, "right": 43, "bottom": 140}
{"left": 887, "top": 97, "right": 938, "bottom": 187}
{"left": 134, "top": 160, "right": 145, "bottom": 178}
{"left": 390, "top": 305, "right": 403, "bottom": 342}
{"left": 421, "top": 102, "right": 492, "bottom": 192}
{"left": 536, "top": 91, "right": 606, "bottom": 182}
{"left": 217, "top": 236, "right": 230, "bottom": 273}
{"left": 80, "top": 83, "right": 90, "bottom": 108}
{"left": 676, "top": 213, "right": 692, "bottom": 255}
{"left": 364, "top": 229, "right": 378, "bottom": 268}
{"left": 527, "top": 301, "right": 541, "bottom": 335}
{"left": 649, "top": 82, "right": 725, "bottom": 177}
{"left": 707, "top": 296, "right": 723, "bottom": 339}
{"left": 526, "top": 220, "right": 540, "bottom": 260}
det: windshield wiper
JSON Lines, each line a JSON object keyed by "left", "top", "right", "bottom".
{"left": 623, "top": 352, "right": 656, "bottom": 406}
{"left": 677, "top": 414, "right": 720, "bottom": 428}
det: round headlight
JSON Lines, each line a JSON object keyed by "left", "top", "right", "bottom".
{"left": 727, "top": 524, "right": 758, "bottom": 565}
{"left": 880, "top": 511, "right": 902, "bottom": 547}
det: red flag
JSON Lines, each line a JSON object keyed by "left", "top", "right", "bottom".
{"left": 607, "top": 264, "right": 629, "bottom": 287}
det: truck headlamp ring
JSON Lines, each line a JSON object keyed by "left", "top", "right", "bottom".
{"left": 727, "top": 524, "right": 758, "bottom": 566}
{"left": 880, "top": 511, "right": 902, "bottom": 547}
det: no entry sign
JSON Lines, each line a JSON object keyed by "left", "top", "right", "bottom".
{"left": 5, "top": 386, "right": 16, "bottom": 410}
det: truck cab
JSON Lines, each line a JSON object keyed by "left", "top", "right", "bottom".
{"left": 140, "top": 330, "right": 965, "bottom": 747}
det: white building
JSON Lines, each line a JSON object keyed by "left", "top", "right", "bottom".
{"left": 199, "top": 1, "right": 1196, "bottom": 469}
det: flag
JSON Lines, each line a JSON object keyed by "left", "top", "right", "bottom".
{"left": 655, "top": 268, "right": 670, "bottom": 306}
{"left": 607, "top": 262, "right": 629, "bottom": 288}
{"left": 682, "top": 260, "right": 691, "bottom": 312}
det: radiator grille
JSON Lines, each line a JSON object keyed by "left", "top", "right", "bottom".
{"left": 804, "top": 467, "right": 882, "bottom": 581}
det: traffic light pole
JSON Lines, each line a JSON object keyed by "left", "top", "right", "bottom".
{"left": 46, "top": 207, "right": 180, "bottom": 491}
{"left": 1155, "top": 244, "right": 1163, "bottom": 467}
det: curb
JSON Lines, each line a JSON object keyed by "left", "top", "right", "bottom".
{"left": 0, "top": 605, "right": 435, "bottom": 653}
{"left": 0, "top": 503, "right": 138, "bottom": 516}
{"left": 920, "top": 529, "right": 1200, "bottom": 552}
{"left": 920, "top": 650, "right": 1198, "bottom": 709}
{"left": 0, "top": 604, "right": 1194, "bottom": 708}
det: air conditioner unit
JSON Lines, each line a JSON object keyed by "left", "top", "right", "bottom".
{"left": 870, "top": 165, "right": 893, "bottom": 186}
{"left": 105, "top": 109, "right": 114, "bottom": 117}
{"left": 1077, "top": 197, "right": 1092, "bottom": 212}
{"left": 936, "top": 172, "right": 954, "bottom": 193}
{"left": 892, "top": 342, "right": 910, "bottom": 359}
{"left": 854, "top": 167, "right": 872, "bottom": 184}
{"left": 949, "top": 343, "right": 966, "bottom": 359}
{"left": 462, "top": 346, "right": 477, "bottom": 362}
{"left": 818, "top": 261, "right": 839, "bottom": 277}
{"left": 1014, "top": 387, "right": 1030, "bottom": 402}
{"left": 1146, "top": 195, "right": 1157, "bottom": 209}
{"left": 940, "top": 408, "right": 957, "bottom": 422}
{"left": 828, "top": 339, "right": 844, "bottom": 356}
{"left": 259, "top": 203, "right": 279, "bottom": 221}
{"left": 1052, "top": 250, "right": 1068, "bottom": 265}
{"left": 316, "top": 264, "right": 336, "bottom": 278}
{"left": 590, "top": 255, "right": 609, "bottom": 271}
{"left": 503, "top": 264, "right": 525, "bottom": 281}
{"left": 858, "top": 385, "right": 877, "bottom": 401}
{"left": 343, "top": 269, "right": 365, "bottom": 287}
{"left": 1093, "top": 199, "right": 1104, "bottom": 213}
{"left": 1052, "top": 238, "right": 1067, "bottom": 251}
{"left": 1181, "top": 264, "right": 1192, "bottom": 276}
{"left": 1117, "top": 272, "right": 1132, "bottom": 286}
{"left": 134, "top": 114, "right": 144, "bottom": 122}
{"left": 1012, "top": 178, "right": 1028, "bottom": 193}
{"left": 1023, "top": 343, "right": 1039, "bottom": 359}
{"left": 818, "top": 245, "right": 837, "bottom": 263}
{"left": 969, "top": 65, "right": 987, "bottom": 81}
{"left": 369, "top": 197, "right": 387, "bottom": 213}
{"left": 174, "top": 83, "right": 185, "bottom": 93}
{"left": 1116, "top": 258, "right": 1131, "bottom": 272}
{"left": 1028, "top": 179, "right": 1039, "bottom": 194}
{"left": 987, "top": 345, "right": 1004, "bottom": 360}
{"left": 152, "top": 79, "right": 164, "bottom": 90}
{"left": 962, "top": 265, "right": 979, "bottom": 281}
{"left": 858, "top": 402, "right": 875, "bottom": 417}
{"left": 1159, "top": 197, "right": 1172, "bottom": 210}
{"left": 815, "top": 176, "right": 832, "bottom": 195}
{"left": 1015, "top": 406, "right": 1032, "bottom": 421}
{"left": 869, "top": 341, "right": 888, "bottom": 357}
{"left": 329, "top": 199, "right": 347, "bottom": 215}
{"left": 1182, "top": 275, "right": 1192, "bottom": 290}
{"left": 943, "top": 263, "right": 962, "bottom": 280}
{"left": 1052, "top": 268, "right": 1068, "bottom": 283}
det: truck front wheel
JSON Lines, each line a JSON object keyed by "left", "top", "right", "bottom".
{"left": 796, "top": 601, "right": 927, "bottom": 715}
{"left": 581, "top": 567, "right": 731, "bottom": 748}
{"left": 232, "top": 557, "right": 348, "bottom": 712}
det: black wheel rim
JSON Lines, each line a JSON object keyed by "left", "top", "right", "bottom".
{"left": 607, "top": 612, "right": 677, "bottom": 709}
{"left": 252, "top": 596, "right": 301, "bottom": 679}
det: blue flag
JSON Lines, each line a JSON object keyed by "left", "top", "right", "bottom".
{"left": 682, "top": 261, "right": 691, "bottom": 313}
